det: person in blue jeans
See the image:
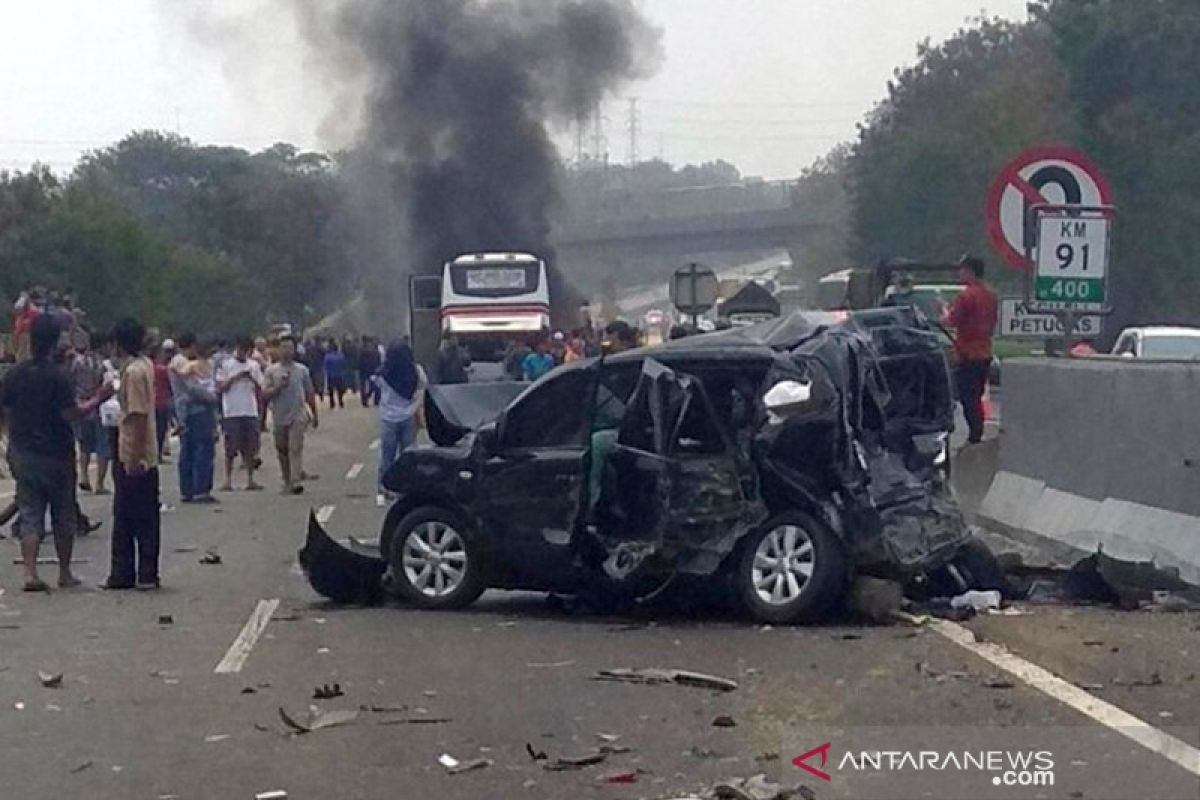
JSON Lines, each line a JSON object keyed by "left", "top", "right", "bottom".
{"left": 375, "top": 340, "right": 426, "bottom": 508}
{"left": 177, "top": 340, "right": 219, "bottom": 503}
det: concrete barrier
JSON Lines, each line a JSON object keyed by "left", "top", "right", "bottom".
{"left": 979, "top": 357, "right": 1200, "bottom": 584}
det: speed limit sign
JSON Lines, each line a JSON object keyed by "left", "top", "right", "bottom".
{"left": 1034, "top": 209, "right": 1110, "bottom": 307}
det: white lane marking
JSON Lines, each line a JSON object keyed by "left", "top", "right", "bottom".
{"left": 931, "top": 618, "right": 1200, "bottom": 776}
{"left": 316, "top": 505, "right": 336, "bottom": 524}
{"left": 345, "top": 463, "right": 364, "bottom": 481}
{"left": 214, "top": 598, "right": 280, "bottom": 674}
{"left": 369, "top": 438, "right": 380, "bottom": 451}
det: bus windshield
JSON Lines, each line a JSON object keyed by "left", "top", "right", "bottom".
{"left": 448, "top": 262, "right": 541, "bottom": 298}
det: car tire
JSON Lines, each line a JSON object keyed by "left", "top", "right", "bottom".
{"left": 386, "top": 506, "right": 486, "bottom": 610}
{"left": 734, "top": 511, "right": 847, "bottom": 624}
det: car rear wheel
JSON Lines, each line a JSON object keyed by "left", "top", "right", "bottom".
{"left": 734, "top": 511, "right": 846, "bottom": 624}
{"left": 387, "top": 506, "right": 486, "bottom": 610}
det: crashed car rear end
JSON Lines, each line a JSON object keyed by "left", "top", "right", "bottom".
{"left": 301, "top": 307, "right": 990, "bottom": 623}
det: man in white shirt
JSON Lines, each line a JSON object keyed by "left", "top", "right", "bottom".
{"left": 215, "top": 336, "right": 264, "bottom": 492}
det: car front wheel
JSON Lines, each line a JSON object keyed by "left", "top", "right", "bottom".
{"left": 387, "top": 506, "right": 486, "bottom": 610}
{"left": 734, "top": 511, "right": 846, "bottom": 624}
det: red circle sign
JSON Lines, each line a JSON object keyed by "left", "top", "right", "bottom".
{"left": 985, "top": 145, "right": 1112, "bottom": 271}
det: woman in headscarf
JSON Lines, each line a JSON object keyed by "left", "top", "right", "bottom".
{"left": 374, "top": 340, "right": 427, "bottom": 508}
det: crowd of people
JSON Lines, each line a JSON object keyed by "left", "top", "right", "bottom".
{"left": 0, "top": 283, "right": 436, "bottom": 593}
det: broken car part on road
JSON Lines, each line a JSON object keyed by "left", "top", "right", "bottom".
{"left": 301, "top": 308, "right": 992, "bottom": 623}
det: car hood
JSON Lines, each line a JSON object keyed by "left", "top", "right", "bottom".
{"left": 424, "top": 381, "right": 528, "bottom": 447}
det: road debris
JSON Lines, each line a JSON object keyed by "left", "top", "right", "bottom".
{"left": 38, "top": 671, "right": 63, "bottom": 688}
{"left": 543, "top": 753, "right": 607, "bottom": 771}
{"left": 982, "top": 676, "right": 1016, "bottom": 689}
{"left": 527, "top": 660, "right": 576, "bottom": 669}
{"left": 526, "top": 743, "right": 548, "bottom": 762}
{"left": 711, "top": 773, "right": 812, "bottom": 800}
{"left": 69, "top": 759, "right": 94, "bottom": 774}
{"left": 438, "top": 753, "right": 459, "bottom": 769}
{"left": 1113, "top": 672, "right": 1164, "bottom": 688}
{"left": 950, "top": 590, "right": 1002, "bottom": 613}
{"left": 445, "top": 757, "right": 493, "bottom": 775}
{"left": 599, "top": 770, "right": 638, "bottom": 783}
{"left": 1076, "top": 682, "right": 1105, "bottom": 692}
{"left": 596, "top": 733, "right": 621, "bottom": 743}
{"left": 158, "top": 615, "right": 174, "bottom": 625}
{"left": 593, "top": 668, "right": 738, "bottom": 692}
{"left": 312, "top": 683, "right": 343, "bottom": 700}
{"left": 712, "top": 715, "right": 737, "bottom": 728}
{"left": 376, "top": 716, "right": 452, "bottom": 726}
{"left": 278, "top": 706, "right": 359, "bottom": 735}
{"left": 199, "top": 551, "right": 222, "bottom": 565}
{"left": 254, "top": 792, "right": 288, "bottom": 800}
{"left": 204, "top": 734, "right": 231, "bottom": 743}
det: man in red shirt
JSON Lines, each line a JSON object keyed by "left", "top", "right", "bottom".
{"left": 944, "top": 255, "right": 998, "bottom": 444}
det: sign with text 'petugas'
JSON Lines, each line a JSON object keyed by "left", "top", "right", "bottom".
{"left": 999, "top": 299, "right": 1102, "bottom": 339}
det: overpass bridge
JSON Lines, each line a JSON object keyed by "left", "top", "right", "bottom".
{"left": 550, "top": 180, "right": 827, "bottom": 295}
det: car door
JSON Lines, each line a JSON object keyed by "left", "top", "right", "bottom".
{"left": 602, "top": 359, "right": 761, "bottom": 576}
{"left": 481, "top": 367, "right": 595, "bottom": 587}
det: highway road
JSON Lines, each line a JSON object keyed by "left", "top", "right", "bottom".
{"left": 0, "top": 405, "right": 1196, "bottom": 799}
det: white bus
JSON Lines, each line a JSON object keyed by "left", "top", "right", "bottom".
{"left": 440, "top": 252, "right": 550, "bottom": 360}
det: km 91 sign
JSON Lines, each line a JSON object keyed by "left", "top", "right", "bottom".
{"left": 1034, "top": 212, "right": 1109, "bottom": 308}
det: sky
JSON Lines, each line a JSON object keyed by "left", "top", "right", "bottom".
{"left": 0, "top": 0, "right": 1030, "bottom": 180}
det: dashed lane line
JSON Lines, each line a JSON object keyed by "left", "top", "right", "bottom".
{"left": 930, "top": 617, "right": 1200, "bottom": 777}
{"left": 345, "top": 463, "right": 364, "bottom": 480}
{"left": 316, "top": 505, "right": 336, "bottom": 524}
{"left": 214, "top": 598, "right": 280, "bottom": 674}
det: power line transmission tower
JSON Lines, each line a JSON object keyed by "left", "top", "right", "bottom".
{"left": 590, "top": 109, "right": 607, "bottom": 164}
{"left": 626, "top": 97, "right": 640, "bottom": 166}
{"left": 574, "top": 114, "right": 586, "bottom": 166}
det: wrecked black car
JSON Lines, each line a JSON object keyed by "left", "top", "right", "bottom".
{"left": 302, "top": 307, "right": 988, "bottom": 623}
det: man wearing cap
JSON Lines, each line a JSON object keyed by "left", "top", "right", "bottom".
{"left": 944, "top": 255, "right": 998, "bottom": 445}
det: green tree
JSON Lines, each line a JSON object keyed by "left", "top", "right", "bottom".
{"left": 1034, "top": 0, "right": 1200, "bottom": 325}
{"left": 847, "top": 17, "right": 1076, "bottom": 292}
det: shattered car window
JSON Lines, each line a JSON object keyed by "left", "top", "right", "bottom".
{"left": 501, "top": 369, "right": 593, "bottom": 449}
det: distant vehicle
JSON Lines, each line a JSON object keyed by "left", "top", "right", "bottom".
{"left": 1111, "top": 326, "right": 1200, "bottom": 359}
{"left": 441, "top": 252, "right": 550, "bottom": 361}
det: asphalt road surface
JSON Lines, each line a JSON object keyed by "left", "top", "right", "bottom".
{"left": 0, "top": 406, "right": 1196, "bottom": 800}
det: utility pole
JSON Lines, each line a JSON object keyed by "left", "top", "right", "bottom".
{"left": 626, "top": 96, "right": 640, "bottom": 167}
{"left": 574, "top": 114, "right": 586, "bottom": 166}
{"left": 590, "top": 108, "right": 607, "bottom": 165}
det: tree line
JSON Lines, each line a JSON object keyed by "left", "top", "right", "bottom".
{"left": 832, "top": 0, "right": 1200, "bottom": 332}
{"left": 0, "top": 134, "right": 346, "bottom": 336}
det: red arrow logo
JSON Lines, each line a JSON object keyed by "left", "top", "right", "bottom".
{"left": 792, "top": 742, "right": 832, "bottom": 781}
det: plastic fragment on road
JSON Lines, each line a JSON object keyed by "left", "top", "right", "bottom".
{"left": 712, "top": 715, "right": 737, "bottom": 728}
{"left": 255, "top": 792, "right": 289, "bottom": 800}
{"left": 278, "top": 705, "right": 359, "bottom": 735}
{"left": 438, "top": 754, "right": 459, "bottom": 770}
{"left": 204, "top": 734, "right": 230, "bottom": 743}
{"left": 69, "top": 759, "right": 93, "bottom": 774}
{"left": 949, "top": 590, "right": 1002, "bottom": 612}
{"left": 38, "top": 671, "right": 63, "bottom": 688}
{"left": 598, "top": 770, "right": 638, "bottom": 783}
{"left": 542, "top": 750, "right": 608, "bottom": 772}
{"left": 593, "top": 668, "right": 738, "bottom": 692}
{"left": 199, "top": 551, "right": 222, "bottom": 565}
{"left": 158, "top": 615, "right": 174, "bottom": 625}
{"left": 445, "top": 758, "right": 493, "bottom": 775}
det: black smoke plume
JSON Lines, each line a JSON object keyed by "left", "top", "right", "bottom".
{"left": 296, "top": 0, "right": 661, "bottom": 322}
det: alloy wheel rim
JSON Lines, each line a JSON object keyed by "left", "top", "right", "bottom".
{"left": 751, "top": 524, "right": 815, "bottom": 606}
{"left": 402, "top": 521, "right": 468, "bottom": 598}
